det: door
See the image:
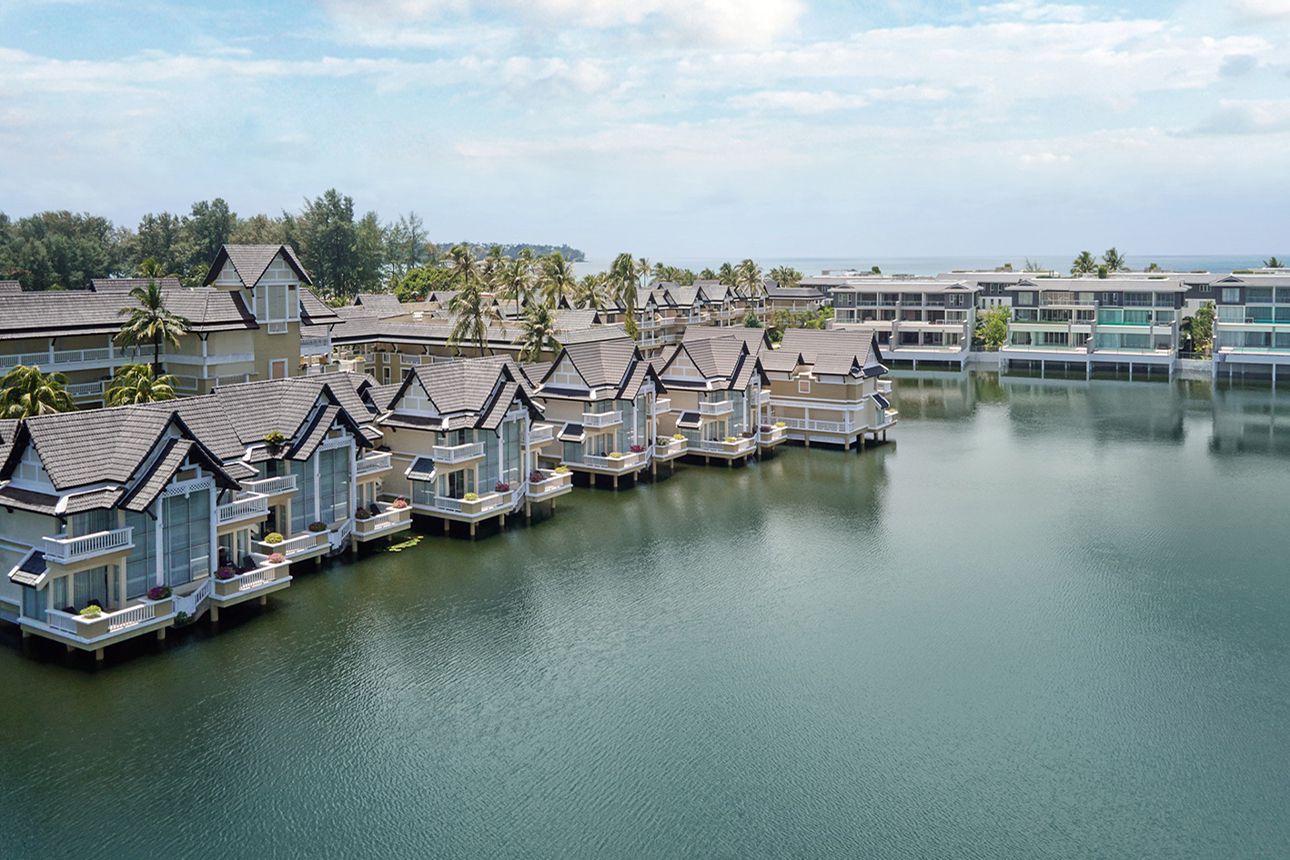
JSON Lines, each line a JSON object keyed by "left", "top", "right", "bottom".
{"left": 270, "top": 359, "right": 289, "bottom": 380}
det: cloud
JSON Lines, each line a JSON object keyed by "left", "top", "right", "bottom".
{"left": 978, "top": 1, "right": 1088, "bottom": 23}
{"left": 1184, "top": 98, "right": 1290, "bottom": 135}
{"left": 729, "top": 85, "right": 950, "bottom": 114}
{"left": 1229, "top": 0, "right": 1290, "bottom": 23}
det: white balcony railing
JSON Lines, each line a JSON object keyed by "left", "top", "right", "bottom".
{"left": 654, "top": 397, "right": 672, "bottom": 414}
{"left": 42, "top": 527, "right": 134, "bottom": 564}
{"left": 432, "top": 441, "right": 486, "bottom": 463}
{"left": 174, "top": 579, "right": 213, "bottom": 617}
{"left": 67, "top": 380, "right": 106, "bottom": 399}
{"left": 582, "top": 410, "right": 623, "bottom": 428}
{"left": 694, "top": 437, "right": 757, "bottom": 456}
{"left": 777, "top": 417, "right": 859, "bottom": 434}
{"left": 698, "top": 400, "right": 733, "bottom": 417}
{"left": 527, "top": 470, "right": 573, "bottom": 498}
{"left": 44, "top": 601, "right": 157, "bottom": 635}
{"left": 581, "top": 450, "right": 649, "bottom": 471}
{"left": 354, "top": 506, "right": 412, "bottom": 535}
{"left": 216, "top": 492, "right": 269, "bottom": 525}
{"left": 758, "top": 426, "right": 788, "bottom": 445}
{"left": 242, "top": 474, "right": 298, "bottom": 497}
{"left": 528, "top": 423, "right": 556, "bottom": 444}
{"left": 254, "top": 532, "right": 325, "bottom": 559}
{"left": 355, "top": 451, "right": 393, "bottom": 476}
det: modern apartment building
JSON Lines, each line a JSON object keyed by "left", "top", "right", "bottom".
{"left": 1001, "top": 277, "right": 1185, "bottom": 378}
{"left": 528, "top": 339, "right": 664, "bottom": 487}
{"left": 1211, "top": 272, "right": 1290, "bottom": 381}
{"left": 376, "top": 357, "right": 572, "bottom": 536}
{"left": 831, "top": 279, "right": 979, "bottom": 369}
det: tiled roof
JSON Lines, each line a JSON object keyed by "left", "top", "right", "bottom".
{"left": 0, "top": 485, "right": 60, "bottom": 515}
{"left": 0, "top": 287, "right": 256, "bottom": 340}
{"left": 90, "top": 277, "right": 183, "bottom": 292}
{"left": 682, "top": 326, "right": 771, "bottom": 354}
{"left": 205, "top": 244, "right": 312, "bottom": 288}
{"left": 22, "top": 406, "right": 183, "bottom": 490}
{"left": 355, "top": 293, "right": 404, "bottom": 314}
{"left": 288, "top": 405, "right": 340, "bottom": 461}
{"left": 779, "top": 329, "right": 882, "bottom": 371}
{"left": 300, "top": 289, "right": 341, "bottom": 324}
{"left": 0, "top": 280, "right": 22, "bottom": 294}
{"left": 8, "top": 549, "right": 47, "bottom": 588}
{"left": 396, "top": 356, "right": 532, "bottom": 424}
{"left": 558, "top": 339, "right": 639, "bottom": 389}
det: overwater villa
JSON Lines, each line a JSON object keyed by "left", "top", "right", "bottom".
{"left": 528, "top": 339, "right": 664, "bottom": 488}
{"left": 652, "top": 337, "right": 779, "bottom": 463}
{"left": 375, "top": 356, "right": 571, "bottom": 537}
{"left": 1001, "top": 277, "right": 1186, "bottom": 379}
{"left": 830, "top": 279, "right": 980, "bottom": 369}
{"left": 758, "top": 329, "right": 897, "bottom": 449}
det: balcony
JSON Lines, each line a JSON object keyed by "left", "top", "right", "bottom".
{"left": 353, "top": 503, "right": 413, "bottom": 541}
{"left": 418, "top": 492, "right": 511, "bottom": 520}
{"left": 654, "top": 397, "right": 672, "bottom": 414}
{"left": 241, "top": 474, "right": 298, "bottom": 498}
{"left": 758, "top": 424, "right": 788, "bottom": 446}
{"left": 877, "top": 379, "right": 893, "bottom": 395}
{"left": 42, "top": 527, "right": 134, "bottom": 566}
{"left": 698, "top": 400, "right": 733, "bottom": 417}
{"left": 432, "top": 441, "right": 486, "bottom": 463}
{"left": 527, "top": 469, "right": 574, "bottom": 501}
{"left": 777, "top": 416, "right": 860, "bottom": 435}
{"left": 579, "top": 450, "right": 650, "bottom": 473}
{"left": 528, "top": 422, "right": 557, "bottom": 445}
{"left": 300, "top": 336, "right": 331, "bottom": 356}
{"left": 67, "top": 380, "right": 105, "bottom": 400}
{"left": 215, "top": 492, "right": 270, "bottom": 528}
{"left": 693, "top": 436, "right": 757, "bottom": 458}
{"left": 214, "top": 556, "right": 292, "bottom": 604}
{"left": 582, "top": 410, "right": 623, "bottom": 428}
{"left": 356, "top": 451, "right": 393, "bottom": 477}
{"left": 40, "top": 597, "right": 173, "bottom": 646}
{"left": 255, "top": 530, "right": 329, "bottom": 561}
{"left": 654, "top": 436, "right": 688, "bottom": 461}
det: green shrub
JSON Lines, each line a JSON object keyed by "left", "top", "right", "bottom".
{"left": 78, "top": 605, "right": 102, "bottom": 618}
{"left": 463, "top": 492, "right": 479, "bottom": 501}
{"left": 263, "top": 430, "right": 286, "bottom": 446}
{"left": 263, "top": 532, "right": 284, "bottom": 545}
{"left": 307, "top": 522, "right": 327, "bottom": 533}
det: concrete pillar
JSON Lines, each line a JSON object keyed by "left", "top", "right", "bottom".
{"left": 156, "top": 628, "right": 166, "bottom": 642}
{"left": 469, "top": 522, "right": 477, "bottom": 540}
{"left": 95, "top": 647, "right": 104, "bottom": 662}
{"left": 259, "top": 595, "right": 268, "bottom": 607}
{"left": 211, "top": 604, "right": 220, "bottom": 623}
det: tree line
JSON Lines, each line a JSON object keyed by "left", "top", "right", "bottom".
{"left": 0, "top": 190, "right": 585, "bottom": 299}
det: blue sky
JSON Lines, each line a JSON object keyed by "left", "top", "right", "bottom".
{"left": 1, "top": 0, "right": 1288, "bottom": 258}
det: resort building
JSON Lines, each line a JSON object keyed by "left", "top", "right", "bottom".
{"left": 1211, "top": 272, "right": 1290, "bottom": 381}
{"left": 528, "top": 339, "right": 664, "bottom": 488}
{"left": 765, "top": 281, "right": 828, "bottom": 315}
{"left": 652, "top": 337, "right": 776, "bottom": 465}
{"left": 375, "top": 357, "right": 572, "bottom": 537}
{"left": 830, "top": 279, "right": 980, "bottom": 369}
{"left": 758, "top": 329, "right": 897, "bottom": 449}
{"left": 0, "top": 245, "right": 340, "bottom": 405}
{"left": 1001, "top": 277, "right": 1185, "bottom": 379}
{"left": 0, "top": 373, "right": 409, "bottom": 660}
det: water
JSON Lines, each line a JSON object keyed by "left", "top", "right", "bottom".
{"left": 3, "top": 374, "right": 1289, "bottom": 858}
{"left": 575, "top": 255, "right": 1267, "bottom": 278}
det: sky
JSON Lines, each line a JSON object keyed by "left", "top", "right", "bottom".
{"left": 0, "top": 0, "right": 1288, "bottom": 259}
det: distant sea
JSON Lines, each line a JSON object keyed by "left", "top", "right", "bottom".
{"left": 573, "top": 255, "right": 1268, "bottom": 277}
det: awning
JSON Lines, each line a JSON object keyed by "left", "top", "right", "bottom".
{"left": 874, "top": 393, "right": 890, "bottom": 410}
{"left": 557, "top": 422, "right": 586, "bottom": 443}
{"left": 676, "top": 411, "right": 702, "bottom": 430}
{"left": 7, "top": 549, "right": 48, "bottom": 589}
{"left": 405, "top": 456, "right": 436, "bottom": 482}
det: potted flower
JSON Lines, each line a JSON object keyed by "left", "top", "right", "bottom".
{"left": 554, "top": 465, "right": 571, "bottom": 474}
{"left": 463, "top": 492, "right": 479, "bottom": 502}
{"left": 263, "top": 532, "right": 285, "bottom": 545}
{"left": 724, "top": 436, "right": 737, "bottom": 443}
{"left": 629, "top": 444, "right": 644, "bottom": 454}
{"left": 391, "top": 497, "right": 409, "bottom": 510}
{"left": 759, "top": 424, "right": 772, "bottom": 433}
{"left": 609, "top": 451, "right": 624, "bottom": 458}
{"left": 741, "top": 431, "right": 755, "bottom": 439}
{"left": 147, "top": 585, "right": 172, "bottom": 601}
{"left": 307, "top": 522, "right": 327, "bottom": 533}
{"left": 774, "top": 421, "right": 786, "bottom": 428}
{"left": 355, "top": 508, "right": 372, "bottom": 521}
{"left": 529, "top": 470, "right": 544, "bottom": 483}
{"left": 267, "top": 552, "right": 286, "bottom": 565}
{"left": 263, "top": 430, "right": 286, "bottom": 454}
{"left": 672, "top": 433, "right": 685, "bottom": 442}
{"left": 78, "top": 604, "right": 102, "bottom": 618}
{"left": 215, "top": 566, "right": 236, "bottom": 581}
{"left": 495, "top": 481, "right": 510, "bottom": 493}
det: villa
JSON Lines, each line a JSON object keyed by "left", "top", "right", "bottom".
{"left": 758, "top": 329, "right": 897, "bottom": 449}
{"left": 528, "top": 339, "right": 664, "bottom": 488}
{"left": 830, "top": 279, "right": 980, "bottom": 369}
{"left": 1001, "top": 277, "right": 1186, "bottom": 379}
{"left": 375, "top": 356, "right": 572, "bottom": 537}
{"left": 1211, "top": 271, "right": 1290, "bottom": 382}
{"left": 652, "top": 337, "right": 776, "bottom": 464}
{"left": 0, "top": 245, "right": 341, "bottom": 404}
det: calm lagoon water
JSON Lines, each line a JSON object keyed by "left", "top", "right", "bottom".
{"left": 3, "top": 374, "right": 1289, "bottom": 858}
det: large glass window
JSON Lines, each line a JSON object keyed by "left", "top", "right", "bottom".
{"left": 290, "top": 458, "right": 316, "bottom": 533}
{"left": 125, "top": 509, "right": 155, "bottom": 598}
{"left": 163, "top": 486, "right": 211, "bottom": 587}
{"left": 482, "top": 430, "right": 500, "bottom": 486}
{"left": 1246, "top": 287, "right": 1274, "bottom": 304}
{"left": 1221, "top": 288, "right": 1241, "bottom": 304}
{"left": 317, "top": 446, "right": 351, "bottom": 525}
{"left": 504, "top": 420, "right": 521, "bottom": 479}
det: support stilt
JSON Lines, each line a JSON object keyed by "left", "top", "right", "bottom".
{"left": 211, "top": 604, "right": 220, "bottom": 623}
{"left": 156, "top": 627, "right": 166, "bottom": 642}
{"left": 94, "top": 648, "right": 105, "bottom": 662}
{"left": 259, "top": 595, "right": 268, "bottom": 607}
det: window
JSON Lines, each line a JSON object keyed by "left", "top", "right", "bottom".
{"left": 798, "top": 379, "right": 811, "bottom": 394}
{"left": 270, "top": 359, "right": 288, "bottom": 380}
{"left": 317, "top": 445, "right": 351, "bottom": 525}
{"left": 290, "top": 458, "right": 316, "bottom": 533}
{"left": 163, "top": 486, "right": 212, "bottom": 587}
{"left": 1246, "top": 287, "right": 1274, "bottom": 304}
{"left": 125, "top": 510, "right": 155, "bottom": 598}
{"left": 1221, "top": 288, "right": 1241, "bottom": 304}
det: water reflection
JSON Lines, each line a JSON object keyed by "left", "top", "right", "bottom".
{"left": 1210, "top": 383, "right": 1290, "bottom": 456}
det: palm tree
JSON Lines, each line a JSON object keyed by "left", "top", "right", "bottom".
{"left": 135, "top": 257, "right": 171, "bottom": 279}
{"left": 516, "top": 303, "right": 561, "bottom": 362}
{"left": 717, "top": 262, "right": 735, "bottom": 285}
{"left": 482, "top": 244, "right": 505, "bottom": 285}
{"left": 1265, "top": 256, "right": 1284, "bottom": 269}
{"left": 1102, "top": 247, "right": 1127, "bottom": 272}
{"left": 1071, "top": 251, "right": 1098, "bottom": 276}
{"left": 1145, "top": 262, "right": 1162, "bottom": 273}
{"left": 104, "top": 363, "right": 177, "bottom": 406}
{"left": 116, "top": 280, "right": 190, "bottom": 374}
{"left": 446, "top": 283, "right": 500, "bottom": 356}
{"left": 573, "top": 274, "right": 609, "bottom": 311}
{"left": 447, "top": 243, "right": 482, "bottom": 293}
{"left": 699, "top": 267, "right": 717, "bottom": 280}
{"left": 611, "top": 253, "right": 638, "bottom": 313}
{"left": 540, "top": 252, "right": 577, "bottom": 308}
{"left": 769, "top": 266, "right": 802, "bottom": 288}
{"left": 0, "top": 365, "right": 74, "bottom": 417}
{"left": 496, "top": 257, "right": 532, "bottom": 318}
{"left": 735, "top": 259, "right": 763, "bottom": 293}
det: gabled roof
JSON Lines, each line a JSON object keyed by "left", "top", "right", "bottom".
{"left": 203, "top": 244, "right": 312, "bottom": 288}
{"left": 300, "top": 289, "right": 341, "bottom": 325}
{"left": 119, "top": 436, "right": 240, "bottom": 513}
{"left": 547, "top": 338, "right": 640, "bottom": 390}
{"left": 14, "top": 407, "right": 191, "bottom": 490}
{"left": 90, "top": 277, "right": 183, "bottom": 292}
{"left": 354, "top": 293, "right": 404, "bottom": 314}
{"left": 0, "top": 280, "right": 22, "bottom": 295}
{"left": 386, "top": 356, "right": 541, "bottom": 431}
{"left": 778, "top": 329, "right": 885, "bottom": 377}
{"left": 0, "top": 287, "right": 257, "bottom": 340}
{"left": 682, "top": 326, "right": 772, "bottom": 354}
